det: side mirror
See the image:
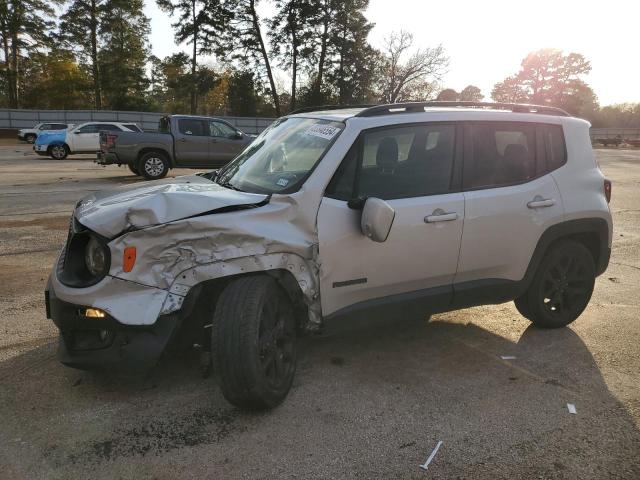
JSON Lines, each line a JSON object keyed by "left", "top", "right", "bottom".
{"left": 360, "top": 197, "right": 395, "bottom": 242}
{"left": 234, "top": 131, "right": 243, "bottom": 139}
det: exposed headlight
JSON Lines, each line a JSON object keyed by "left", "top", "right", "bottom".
{"left": 85, "top": 236, "right": 108, "bottom": 277}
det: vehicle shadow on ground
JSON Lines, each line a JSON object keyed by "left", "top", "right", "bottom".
{"left": 0, "top": 314, "right": 638, "bottom": 478}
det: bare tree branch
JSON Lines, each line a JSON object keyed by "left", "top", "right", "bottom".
{"left": 380, "top": 30, "right": 448, "bottom": 103}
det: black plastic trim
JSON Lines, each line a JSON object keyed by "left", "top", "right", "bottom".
{"left": 48, "top": 288, "right": 180, "bottom": 373}
{"left": 322, "top": 218, "right": 611, "bottom": 328}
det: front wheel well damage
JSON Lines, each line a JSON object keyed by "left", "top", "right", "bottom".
{"left": 169, "top": 270, "right": 309, "bottom": 353}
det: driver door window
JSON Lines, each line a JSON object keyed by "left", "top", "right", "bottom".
{"left": 210, "top": 121, "right": 237, "bottom": 138}
{"left": 317, "top": 123, "right": 464, "bottom": 317}
{"left": 326, "top": 124, "right": 456, "bottom": 200}
{"left": 77, "top": 124, "right": 100, "bottom": 134}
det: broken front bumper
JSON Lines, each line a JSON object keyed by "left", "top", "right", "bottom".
{"left": 46, "top": 284, "right": 179, "bottom": 372}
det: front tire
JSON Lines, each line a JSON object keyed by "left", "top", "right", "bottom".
{"left": 515, "top": 240, "right": 595, "bottom": 328}
{"left": 139, "top": 152, "right": 169, "bottom": 180}
{"left": 49, "top": 144, "right": 69, "bottom": 160}
{"left": 212, "top": 276, "right": 297, "bottom": 410}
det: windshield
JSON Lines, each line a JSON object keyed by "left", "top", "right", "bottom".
{"left": 216, "top": 117, "right": 344, "bottom": 194}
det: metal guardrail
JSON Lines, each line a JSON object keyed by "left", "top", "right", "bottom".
{"left": 0, "top": 109, "right": 276, "bottom": 135}
{"left": 4, "top": 109, "right": 637, "bottom": 140}
{"left": 590, "top": 128, "right": 640, "bottom": 140}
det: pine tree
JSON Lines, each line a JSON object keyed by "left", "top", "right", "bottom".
{"left": 328, "top": 0, "right": 379, "bottom": 104}
{"left": 0, "top": 0, "right": 61, "bottom": 108}
{"left": 269, "top": 0, "right": 315, "bottom": 111}
{"left": 157, "top": 0, "right": 231, "bottom": 114}
{"left": 225, "top": 0, "right": 281, "bottom": 116}
{"left": 59, "top": 0, "right": 106, "bottom": 109}
{"left": 98, "top": 0, "right": 151, "bottom": 110}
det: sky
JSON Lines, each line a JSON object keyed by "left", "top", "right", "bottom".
{"left": 145, "top": 0, "right": 640, "bottom": 106}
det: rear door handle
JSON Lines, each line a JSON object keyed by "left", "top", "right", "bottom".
{"left": 424, "top": 210, "right": 458, "bottom": 223}
{"left": 527, "top": 197, "right": 555, "bottom": 209}
{"left": 177, "top": 138, "right": 187, "bottom": 143}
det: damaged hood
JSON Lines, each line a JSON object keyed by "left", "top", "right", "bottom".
{"left": 75, "top": 175, "right": 269, "bottom": 238}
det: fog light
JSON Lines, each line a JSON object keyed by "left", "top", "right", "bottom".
{"left": 98, "top": 329, "right": 110, "bottom": 341}
{"left": 83, "top": 308, "right": 106, "bottom": 318}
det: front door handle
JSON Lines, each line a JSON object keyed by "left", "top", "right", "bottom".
{"left": 424, "top": 209, "right": 458, "bottom": 223}
{"left": 177, "top": 138, "right": 187, "bottom": 143}
{"left": 527, "top": 196, "right": 555, "bottom": 209}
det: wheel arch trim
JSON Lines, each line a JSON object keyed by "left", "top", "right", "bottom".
{"left": 524, "top": 217, "right": 611, "bottom": 285}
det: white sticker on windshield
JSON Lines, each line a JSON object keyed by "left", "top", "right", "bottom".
{"left": 276, "top": 178, "right": 290, "bottom": 187}
{"left": 304, "top": 124, "right": 341, "bottom": 140}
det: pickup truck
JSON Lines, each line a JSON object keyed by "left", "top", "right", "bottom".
{"left": 98, "top": 115, "right": 256, "bottom": 180}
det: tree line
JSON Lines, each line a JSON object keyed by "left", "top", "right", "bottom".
{"left": 0, "top": 0, "right": 637, "bottom": 127}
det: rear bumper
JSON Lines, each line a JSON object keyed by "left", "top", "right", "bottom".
{"left": 96, "top": 151, "right": 120, "bottom": 165}
{"left": 46, "top": 284, "right": 179, "bottom": 373}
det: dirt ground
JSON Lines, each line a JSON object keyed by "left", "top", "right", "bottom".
{"left": 0, "top": 144, "right": 638, "bottom": 479}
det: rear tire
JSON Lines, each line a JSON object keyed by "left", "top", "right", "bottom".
{"left": 212, "top": 276, "right": 297, "bottom": 410}
{"left": 515, "top": 240, "right": 595, "bottom": 328}
{"left": 25, "top": 134, "right": 36, "bottom": 144}
{"left": 49, "top": 144, "right": 69, "bottom": 160}
{"left": 139, "top": 151, "right": 169, "bottom": 180}
{"left": 128, "top": 163, "right": 140, "bottom": 175}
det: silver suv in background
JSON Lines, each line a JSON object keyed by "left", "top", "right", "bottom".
{"left": 46, "top": 102, "right": 612, "bottom": 410}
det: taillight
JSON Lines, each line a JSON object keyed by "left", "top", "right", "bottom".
{"left": 604, "top": 179, "right": 612, "bottom": 203}
{"left": 101, "top": 133, "right": 117, "bottom": 150}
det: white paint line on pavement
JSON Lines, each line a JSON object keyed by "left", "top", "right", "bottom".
{"left": 567, "top": 403, "right": 577, "bottom": 414}
{"left": 500, "top": 355, "right": 517, "bottom": 360}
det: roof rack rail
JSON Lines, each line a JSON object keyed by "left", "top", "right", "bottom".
{"left": 355, "top": 101, "right": 570, "bottom": 118}
{"left": 288, "top": 104, "right": 376, "bottom": 115}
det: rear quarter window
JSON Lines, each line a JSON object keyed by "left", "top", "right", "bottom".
{"left": 544, "top": 125, "right": 567, "bottom": 171}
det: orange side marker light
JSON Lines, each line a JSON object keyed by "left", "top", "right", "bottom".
{"left": 123, "top": 246, "right": 137, "bottom": 272}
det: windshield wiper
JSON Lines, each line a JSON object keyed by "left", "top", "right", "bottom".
{"left": 217, "top": 179, "right": 244, "bottom": 192}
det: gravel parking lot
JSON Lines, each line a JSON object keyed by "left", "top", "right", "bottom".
{"left": 0, "top": 145, "right": 638, "bottom": 479}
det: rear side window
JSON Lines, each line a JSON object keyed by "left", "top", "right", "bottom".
{"left": 326, "top": 124, "right": 455, "bottom": 200}
{"left": 100, "top": 124, "right": 122, "bottom": 131}
{"left": 178, "top": 119, "right": 207, "bottom": 136}
{"left": 544, "top": 125, "right": 567, "bottom": 171}
{"left": 123, "top": 124, "right": 142, "bottom": 132}
{"left": 466, "top": 123, "right": 536, "bottom": 189}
